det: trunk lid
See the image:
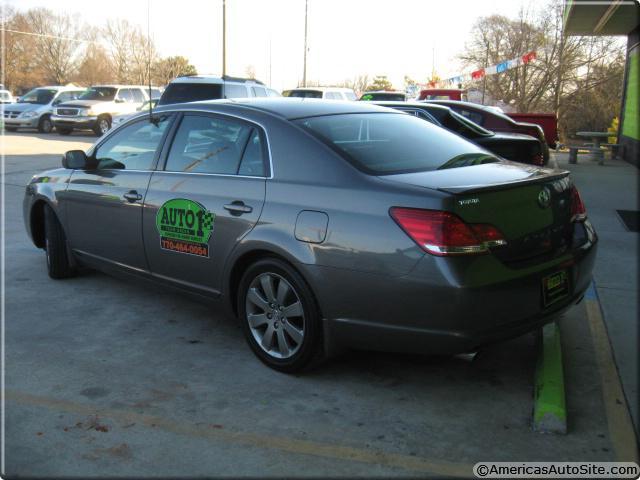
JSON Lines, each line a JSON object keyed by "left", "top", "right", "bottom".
{"left": 381, "top": 162, "right": 580, "bottom": 266}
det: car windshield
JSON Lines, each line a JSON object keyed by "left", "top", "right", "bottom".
{"left": 18, "top": 88, "right": 56, "bottom": 104}
{"left": 79, "top": 87, "right": 117, "bottom": 101}
{"left": 360, "top": 92, "right": 406, "bottom": 101}
{"left": 158, "top": 83, "right": 223, "bottom": 105}
{"left": 295, "top": 113, "right": 498, "bottom": 175}
{"left": 284, "top": 90, "right": 323, "bottom": 99}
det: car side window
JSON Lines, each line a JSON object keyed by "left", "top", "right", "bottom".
{"left": 456, "top": 109, "right": 484, "bottom": 125}
{"left": 238, "top": 129, "right": 267, "bottom": 176}
{"left": 165, "top": 114, "right": 255, "bottom": 175}
{"left": 224, "top": 83, "right": 248, "bottom": 98}
{"left": 55, "top": 91, "right": 74, "bottom": 103}
{"left": 116, "top": 89, "right": 130, "bottom": 102}
{"left": 251, "top": 86, "right": 267, "bottom": 97}
{"left": 131, "top": 89, "right": 146, "bottom": 103}
{"left": 94, "top": 115, "right": 171, "bottom": 170}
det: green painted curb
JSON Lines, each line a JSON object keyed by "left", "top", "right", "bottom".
{"left": 533, "top": 321, "right": 567, "bottom": 434}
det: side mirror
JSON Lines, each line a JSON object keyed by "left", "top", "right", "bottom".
{"left": 62, "top": 150, "right": 89, "bottom": 169}
{"left": 115, "top": 98, "right": 125, "bottom": 103}
{"left": 52, "top": 99, "right": 60, "bottom": 106}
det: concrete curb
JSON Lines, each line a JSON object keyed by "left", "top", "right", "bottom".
{"left": 533, "top": 321, "right": 567, "bottom": 434}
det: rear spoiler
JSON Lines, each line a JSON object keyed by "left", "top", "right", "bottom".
{"left": 437, "top": 170, "right": 569, "bottom": 195}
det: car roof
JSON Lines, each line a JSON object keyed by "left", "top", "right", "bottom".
{"left": 169, "top": 75, "right": 264, "bottom": 85}
{"left": 155, "top": 97, "right": 397, "bottom": 120}
{"left": 285, "top": 87, "right": 355, "bottom": 92}
{"left": 90, "top": 84, "right": 149, "bottom": 89}
{"left": 374, "top": 100, "right": 451, "bottom": 112}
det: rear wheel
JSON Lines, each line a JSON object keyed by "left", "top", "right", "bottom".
{"left": 237, "top": 258, "right": 323, "bottom": 372}
{"left": 57, "top": 127, "right": 72, "bottom": 135}
{"left": 38, "top": 115, "right": 53, "bottom": 133}
{"left": 43, "top": 205, "right": 76, "bottom": 279}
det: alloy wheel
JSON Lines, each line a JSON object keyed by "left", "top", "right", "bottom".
{"left": 99, "top": 119, "right": 110, "bottom": 135}
{"left": 245, "top": 272, "right": 305, "bottom": 359}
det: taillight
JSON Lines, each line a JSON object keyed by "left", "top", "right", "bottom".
{"left": 389, "top": 207, "right": 507, "bottom": 256}
{"left": 570, "top": 186, "right": 586, "bottom": 221}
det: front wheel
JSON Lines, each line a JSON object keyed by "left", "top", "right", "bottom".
{"left": 237, "top": 258, "right": 323, "bottom": 373}
{"left": 93, "top": 116, "right": 111, "bottom": 136}
{"left": 38, "top": 115, "right": 54, "bottom": 133}
{"left": 44, "top": 205, "right": 76, "bottom": 279}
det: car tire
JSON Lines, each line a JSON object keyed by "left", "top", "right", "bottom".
{"left": 94, "top": 116, "right": 111, "bottom": 136}
{"left": 57, "top": 127, "right": 73, "bottom": 135}
{"left": 237, "top": 258, "right": 324, "bottom": 373}
{"left": 43, "top": 204, "right": 76, "bottom": 279}
{"left": 4, "top": 126, "right": 17, "bottom": 132}
{"left": 38, "top": 115, "right": 54, "bottom": 133}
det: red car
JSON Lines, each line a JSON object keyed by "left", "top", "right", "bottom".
{"left": 423, "top": 100, "right": 550, "bottom": 164}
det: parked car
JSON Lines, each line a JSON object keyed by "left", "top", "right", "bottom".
{"left": 158, "top": 75, "right": 270, "bottom": 106}
{"left": 112, "top": 99, "right": 159, "bottom": 127}
{"left": 418, "top": 89, "right": 467, "bottom": 101}
{"left": 424, "top": 100, "right": 550, "bottom": 162}
{"left": 375, "top": 101, "right": 546, "bottom": 166}
{"left": 0, "top": 89, "right": 15, "bottom": 104}
{"left": 24, "top": 98, "right": 597, "bottom": 372}
{"left": 359, "top": 91, "right": 407, "bottom": 101}
{"left": 507, "top": 112, "right": 559, "bottom": 149}
{"left": 2, "top": 86, "right": 86, "bottom": 133}
{"left": 52, "top": 85, "right": 151, "bottom": 136}
{"left": 282, "top": 87, "right": 357, "bottom": 100}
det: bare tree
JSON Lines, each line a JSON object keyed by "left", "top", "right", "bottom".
{"left": 74, "top": 40, "right": 113, "bottom": 86}
{"left": 26, "top": 8, "right": 83, "bottom": 85}
{"left": 152, "top": 56, "right": 197, "bottom": 85}
{"left": 1, "top": 7, "right": 43, "bottom": 92}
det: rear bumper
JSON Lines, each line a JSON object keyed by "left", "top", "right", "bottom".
{"left": 306, "top": 222, "right": 597, "bottom": 356}
{"left": 51, "top": 115, "right": 98, "bottom": 130}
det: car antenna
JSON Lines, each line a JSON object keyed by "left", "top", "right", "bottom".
{"left": 147, "top": 0, "right": 156, "bottom": 124}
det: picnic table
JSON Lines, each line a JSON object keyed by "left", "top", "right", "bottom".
{"left": 576, "top": 131, "right": 611, "bottom": 149}
{"left": 573, "top": 131, "right": 611, "bottom": 165}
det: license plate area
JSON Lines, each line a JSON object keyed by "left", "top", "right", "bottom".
{"left": 542, "top": 270, "right": 569, "bottom": 307}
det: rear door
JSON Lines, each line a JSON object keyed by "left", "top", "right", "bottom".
{"left": 142, "top": 112, "right": 268, "bottom": 296}
{"left": 64, "top": 114, "right": 174, "bottom": 270}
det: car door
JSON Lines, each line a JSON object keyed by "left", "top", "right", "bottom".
{"left": 64, "top": 114, "right": 174, "bottom": 271}
{"left": 142, "top": 112, "right": 268, "bottom": 296}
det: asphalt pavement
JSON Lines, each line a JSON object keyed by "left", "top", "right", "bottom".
{"left": 1, "top": 131, "right": 636, "bottom": 477}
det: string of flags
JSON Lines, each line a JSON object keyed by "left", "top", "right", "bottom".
{"left": 428, "top": 50, "right": 537, "bottom": 88}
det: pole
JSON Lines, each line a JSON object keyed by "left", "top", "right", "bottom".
{"left": 302, "top": 0, "right": 308, "bottom": 87}
{"left": 222, "top": 0, "right": 226, "bottom": 77}
{"left": 481, "top": 45, "right": 489, "bottom": 105}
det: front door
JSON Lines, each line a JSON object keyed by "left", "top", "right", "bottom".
{"left": 142, "top": 113, "right": 268, "bottom": 296}
{"left": 64, "top": 114, "right": 174, "bottom": 271}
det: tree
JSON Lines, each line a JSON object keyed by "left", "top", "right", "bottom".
{"left": 245, "top": 65, "right": 256, "bottom": 79}
{"left": 365, "top": 75, "right": 393, "bottom": 91}
{"left": 1, "top": 7, "right": 43, "bottom": 92}
{"left": 74, "top": 42, "right": 113, "bottom": 86}
{"left": 337, "top": 74, "right": 369, "bottom": 94}
{"left": 26, "top": 8, "right": 83, "bottom": 85}
{"left": 459, "top": 0, "right": 624, "bottom": 141}
{"left": 153, "top": 56, "right": 197, "bottom": 85}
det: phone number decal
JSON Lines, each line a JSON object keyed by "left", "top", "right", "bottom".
{"left": 160, "top": 238, "right": 209, "bottom": 258}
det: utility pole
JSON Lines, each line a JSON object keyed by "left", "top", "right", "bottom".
{"left": 302, "top": 0, "right": 308, "bottom": 87}
{"left": 222, "top": 0, "right": 227, "bottom": 77}
{"left": 481, "top": 45, "right": 489, "bottom": 105}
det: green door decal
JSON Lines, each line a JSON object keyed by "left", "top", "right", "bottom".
{"left": 155, "top": 198, "right": 215, "bottom": 257}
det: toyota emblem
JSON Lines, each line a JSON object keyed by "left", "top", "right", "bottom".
{"left": 537, "top": 187, "right": 551, "bottom": 208}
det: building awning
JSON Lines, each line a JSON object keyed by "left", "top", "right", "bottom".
{"left": 563, "top": 0, "right": 639, "bottom": 36}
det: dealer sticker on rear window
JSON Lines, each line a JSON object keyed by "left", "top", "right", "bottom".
{"left": 156, "top": 199, "right": 214, "bottom": 258}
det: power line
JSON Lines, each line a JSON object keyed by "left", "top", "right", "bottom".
{"left": 0, "top": 28, "right": 95, "bottom": 44}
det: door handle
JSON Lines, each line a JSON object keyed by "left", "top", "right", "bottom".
{"left": 224, "top": 201, "right": 253, "bottom": 215}
{"left": 123, "top": 190, "right": 143, "bottom": 202}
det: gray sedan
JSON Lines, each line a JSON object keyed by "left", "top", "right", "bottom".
{"left": 23, "top": 99, "right": 597, "bottom": 372}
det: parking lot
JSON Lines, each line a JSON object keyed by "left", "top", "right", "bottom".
{"left": 1, "top": 131, "right": 637, "bottom": 477}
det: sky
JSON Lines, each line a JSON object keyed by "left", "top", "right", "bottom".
{"left": 6, "top": 0, "right": 532, "bottom": 91}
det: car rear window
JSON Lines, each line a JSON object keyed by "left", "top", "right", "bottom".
{"left": 284, "top": 90, "right": 323, "bottom": 99}
{"left": 158, "top": 83, "right": 223, "bottom": 105}
{"left": 294, "top": 113, "right": 497, "bottom": 175}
